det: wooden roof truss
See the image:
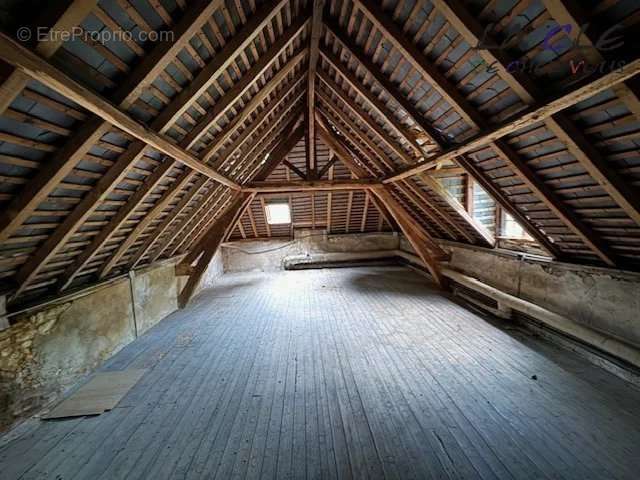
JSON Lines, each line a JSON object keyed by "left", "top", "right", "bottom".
{"left": 0, "top": 0, "right": 639, "bottom": 305}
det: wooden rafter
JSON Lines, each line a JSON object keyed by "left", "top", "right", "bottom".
{"left": 3, "top": 1, "right": 640, "bottom": 304}
{"left": 126, "top": 96, "right": 306, "bottom": 272}
{"left": 370, "top": 185, "right": 447, "bottom": 287}
{"left": 210, "top": 78, "right": 306, "bottom": 170}
{"left": 316, "top": 121, "right": 395, "bottom": 231}
{"left": 316, "top": 118, "right": 372, "bottom": 179}
{"left": 0, "top": 0, "right": 232, "bottom": 247}
{"left": 534, "top": 0, "right": 640, "bottom": 226}
{"left": 183, "top": 16, "right": 309, "bottom": 158}
{"left": 323, "top": 18, "right": 443, "bottom": 151}
{"left": 22, "top": 9, "right": 307, "bottom": 293}
{"left": 316, "top": 99, "right": 391, "bottom": 174}
{"left": 316, "top": 67, "right": 493, "bottom": 246}
{"left": 0, "top": 33, "right": 239, "bottom": 189}
{"left": 384, "top": 59, "right": 640, "bottom": 182}
{"left": 237, "top": 109, "right": 306, "bottom": 182}
{"left": 348, "top": 4, "right": 640, "bottom": 263}
{"left": 200, "top": 50, "right": 308, "bottom": 164}
{"left": 159, "top": 187, "right": 234, "bottom": 262}
{"left": 319, "top": 47, "right": 424, "bottom": 158}
{"left": 127, "top": 177, "right": 210, "bottom": 272}
{"left": 253, "top": 123, "right": 306, "bottom": 181}
{"left": 427, "top": 0, "right": 627, "bottom": 263}
{"left": 0, "top": 0, "right": 99, "bottom": 114}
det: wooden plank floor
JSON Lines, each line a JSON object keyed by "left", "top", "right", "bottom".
{"left": 2, "top": 266, "right": 640, "bottom": 479}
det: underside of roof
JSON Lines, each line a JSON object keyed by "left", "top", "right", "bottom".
{"left": 0, "top": 0, "right": 639, "bottom": 306}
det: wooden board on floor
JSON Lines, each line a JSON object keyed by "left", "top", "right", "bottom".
{"left": 2, "top": 268, "right": 640, "bottom": 479}
{"left": 42, "top": 370, "right": 146, "bottom": 419}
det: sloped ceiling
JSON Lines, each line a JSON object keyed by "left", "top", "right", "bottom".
{"left": 0, "top": 0, "right": 639, "bottom": 305}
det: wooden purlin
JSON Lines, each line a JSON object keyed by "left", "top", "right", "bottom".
{"left": 231, "top": 106, "right": 306, "bottom": 182}
{"left": 321, "top": 24, "right": 498, "bottom": 244}
{"left": 128, "top": 92, "right": 306, "bottom": 271}
{"left": 152, "top": 186, "right": 230, "bottom": 263}
{"left": 535, "top": 0, "right": 640, "bottom": 227}
{"left": 21, "top": 3, "right": 308, "bottom": 293}
{"left": 315, "top": 67, "right": 492, "bottom": 245}
{"left": 427, "top": 0, "right": 636, "bottom": 262}
{"left": 127, "top": 178, "right": 211, "bottom": 270}
{"left": 199, "top": 51, "right": 309, "bottom": 165}
{"left": 168, "top": 189, "right": 236, "bottom": 260}
{"left": 5, "top": 0, "right": 640, "bottom": 304}
{"left": 209, "top": 78, "right": 307, "bottom": 170}
{"left": 99, "top": 73, "right": 307, "bottom": 279}
{"left": 383, "top": 60, "right": 640, "bottom": 182}
{"left": 169, "top": 115, "right": 305, "bottom": 260}
{"left": 0, "top": 33, "right": 239, "bottom": 189}
{"left": 316, "top": 102, "right": 390, "bottom": 176}
{"left": 350, "top": 3, "right": 639, "bottom": 265}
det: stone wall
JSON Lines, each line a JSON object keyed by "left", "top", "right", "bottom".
{"left": 0, "top": 261, "right": 181, "bottom": 432}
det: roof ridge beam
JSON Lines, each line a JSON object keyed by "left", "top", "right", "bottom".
{"left": 306, "top": 0, "right": 325, "bottom": 179}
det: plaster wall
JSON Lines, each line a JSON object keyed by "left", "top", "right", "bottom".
{"left": 222, "top": 231, "right": 400, "bottom": 273}
{"left": 0, "top": 261, "right": 181, "bottom": 432}
{"left": 428, "top": 241, "right": 640, "bottom": 349}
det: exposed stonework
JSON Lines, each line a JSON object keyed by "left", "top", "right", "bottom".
{"left": 1, "top": 303, "right": 72, "bottom": 430}
{"left": 1, "top": 261, "right": 182, "bottom": 433}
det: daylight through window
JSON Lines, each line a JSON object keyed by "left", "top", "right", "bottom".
{"left": 265, "top": 203, "right": 291, "bottom": 225}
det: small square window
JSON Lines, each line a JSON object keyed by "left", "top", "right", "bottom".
{"left": 265, "top": 203, "right": 291, "bottom": 225}
{"left": 502, "top": 213, "right": 532, "bottom": 240}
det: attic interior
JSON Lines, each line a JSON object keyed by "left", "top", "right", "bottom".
{"left": 2, "top": 0, "right": 640, "bottom": 477}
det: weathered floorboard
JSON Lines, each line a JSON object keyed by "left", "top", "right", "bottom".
{"left": 1, "top": 267, "right": 640, "bottom": 479}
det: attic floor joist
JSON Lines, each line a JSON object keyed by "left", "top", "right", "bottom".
{"left": 1, "top": 0, "right": 640, "bottom": 306}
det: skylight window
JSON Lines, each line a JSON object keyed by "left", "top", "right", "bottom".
{"left": 265, "top": 203, "right": 291, "bottom": 225}
{"left": 502, "top": 213, "right": 532, "bottom": 240}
